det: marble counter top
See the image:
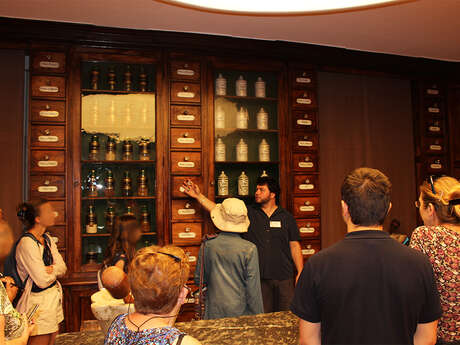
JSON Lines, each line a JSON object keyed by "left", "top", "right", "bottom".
{"left": 56, "top": 311, "right": 299, "bottom": 345}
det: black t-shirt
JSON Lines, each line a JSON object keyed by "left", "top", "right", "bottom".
{"left": 291, "top": 230, "right": 442, "bottom": 345}
{"left": 242, "top": 205, "right": 301, "bottom": 280}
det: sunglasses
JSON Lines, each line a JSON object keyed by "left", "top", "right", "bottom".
{"left": 426, "top": 174, "right": 446, "bottom": 195}
{"left": 156, "top": 251, "right": 190, "bottom": 295}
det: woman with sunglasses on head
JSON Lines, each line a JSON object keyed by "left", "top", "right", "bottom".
{"left": 410, "top": 176, "right": 460, "bottom": 345}
{"left": 0, "top": 211, "right": 35, "bottom": 345}
{"left": 105, "top": 245, "right": 201, "bottom": 345}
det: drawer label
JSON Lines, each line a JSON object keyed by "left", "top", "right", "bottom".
{"left": 298, "top": 140, "right": 313, "bottom": 147}
{"left": 426, "top": 89, "right": 439, "bottom": 95}
{"left": 187, "top": 255, "right": 197, "bottom": 262}
{"left": 428, "top": 126, "right": 440, "bottom": 132}
{"left": 178, "top": 208, "right": 196, "bottom": 215}
{"left": 38, "top": 160, "right": 58, "bottom": 167}
{"left": 300, "top": 205, "right": 315, "bottom": 212}
{"left": 299, "top": 184, "right": 314, "bottom": 190}
{"left": 179, "top": 232, "right": 197, "bottom": 239}
{"left": 178, "top": 161, "right": 195, "bottom": 168}
{"left": 38, "top": 135, "right": 58, "bottom": 142}
{"left": 296, "top": 77, "right": 311, "bottom": 84}
{"left": 177, "top": 114, "right": 195, "bottom": 121}
{"left": 39, "top": 86, "right": 59, "bottom": 93}
{"left": 39, "top": 110, "right": 59, "bottom": 118}
{"left": 177, "top": 137, "right": 196, "bottom": 144}
{"left": 185, "top": 297, "right": 195, "bottom": 304}
{"left": 428, "top": 107, "right": 440, "bottom": 113}
{"left": 429, "top": 144, "right": 442, "bottom": 151}
{"left": 298, "top": 162, "right": 314, "bottom": 168}
{"left": 297, "top": 119, "right": 312, "bottom": 126}
{"left": 296, "top": 98, "right": 312, "bottom": 105}
{"left": 38, "top": 186, "right": 58, "bottom": 193}
{"left": 300, "top": 227, "right": 316, "bottom": 234}
{"left": 302, "top": 249, "right": 316, "bottom": 255}
{"left": 177, "top": 69, "right": 195, "bottom": 76}
{"left": 177, "top": 92, "right": 195, "bottom": 98}
{"left": 430, "top": 163, "right": 442, "bottom": 169}
{"left": 39, "top": 61, "right": 60, "bottom": 69}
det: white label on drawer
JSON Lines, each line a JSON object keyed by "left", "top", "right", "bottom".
{"left": 300, "top": 205, "right": 315, "bottom": 212}
{"left": 177, "top": 92, "right": 195, "bottom": 98}
{"left": 296, "top": 77, "right": 311, "bottom": 84}
{"left": 38, "top": 160, "right": 58, "bottom": 167}
{"left": 429, "top": 126, "right": 440, "bottom": 132}
{"left": 177, "top": 114, "right": 195, "bottom": 121}
{"left": 428, "top": 107, "right": 440, "bottom": 113}
{"left": 38, "top": 186, "right": 58, "bottom": 193}
{"left": 53, "top": 211, "right": 59, "bottom": 218}
{"left": 177, "top": 69, "right": 195, "bottom": 76}
{"left": 302, "top": 249, "right": 316, "bottom": 255}
{"left": 296, "top": 98, "right": 312, "bottom": 104}
{"left": 179, "top": 232, "right": 197, "bottom": 239}
{"left": 300, "top": 227, "right": 316, "bottom": 234}
{"left": 39, "top": 110, "right": 59, "bottom": 118}
{"left": 298, "top": 141, "right": 313, "bottom": 147}
{"left": 177, "top": 137, "right": 196, "bottom": 144}
{"left": 178, "top": 208, "right": 196, "bottom": 215}
{"left": 426, "top": 89, "right": 439, "bottom": 95}
{"left": 38, "top": 135, "right": 58, "bottom": 142}
{"left": 430, "top": 163, "right": 442, "bottom": 169}
{"left": 299, "top": 162, "right": 314, "bottom": 168}
{"left": 430, "top": 145, "right": 442, "bottom": 151}
{"left": 299, "top": 184, "right": 314, "bottom": 190}
{"left": 39, "top": 86, "right": 59, "bottom": 93}
{"left": 39, "top": 61, "right": 60, "bottom": 69}
{"left": 297, "top": 119, "right": 312, "bottom": 126}
{"left": 178, "top": 161, "right": 195, "bottom": 168}
{"left": 187, "top": 256, "right": 197, "bottom": 263}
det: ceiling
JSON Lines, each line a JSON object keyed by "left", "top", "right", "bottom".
{"left": 0, "top": 0, "right": 459, "bottom": 62}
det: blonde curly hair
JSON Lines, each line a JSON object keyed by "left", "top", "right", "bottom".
{"left": 420, "top": 176, "right": 460, "bottom": 224}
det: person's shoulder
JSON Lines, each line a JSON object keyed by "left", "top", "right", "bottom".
{"left": 181, "top": 335, "right": 202, "bottom": 345}
{"left": 304, "top": 240, "right": 344, "bottom": 266}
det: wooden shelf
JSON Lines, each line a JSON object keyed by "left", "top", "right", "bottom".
{"left": 216, "top": 95, "right": 277, "bottom": 101}
{"left": 81, "top": 160, "right": 155, "bottom": 164}
{"left": 214, "top": 161, "right": 279, "bottom": 164}
{"left": 81, "top": 89, "right": 155, "bottom": 95}
{"left": 82, "top": 196, "right": 156, "bottom": 200}
{"left": 215, "top": 128, "right": 279, "bottom": 134}
{"left": 82, "top": 231, "right": 156, "bottom": 237}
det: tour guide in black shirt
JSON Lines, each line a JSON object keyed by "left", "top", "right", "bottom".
{"left": 291, "top": 167, "right": 442, "bottom": 345}
{"left": 182, "top": 176, "right": 304, "bottom": 313}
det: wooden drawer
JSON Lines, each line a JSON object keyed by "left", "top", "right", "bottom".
{"left": 31, "top": 125, "right": 65, "bottom": 148}
{"left": 293, "top": 153, "right": 319, "bottom": 172}
{"left": 171, "top": 105, "right": 201, "bottom": 127}
{"left": 297, "top": 219, "right": 320, "bottom": 239}
{"left": 31, "top": 76, "right": 66, "bottom": 98}
{"left": 171, "top": 176, "right": 204, "bottom": 198}
{"left": 183, "top": 246, "right": 200, "bottom": 277}
{"left": 425, "top": 156, "right": 448, "bottom": 174}
{"left": 292, "top": 133, "right": 319, "bottom": 152}
{"left": 292, "top": 90, "right": 316, "bottom": 108}
{"left": 171, "top": 128, "right": 201, "bottom": 149}
{"left": 423, "top": 137, "right": 445, "bottom": 154}
{"left": 293, "top": 174, "right": 319, "bottom": 195}
{"left": 292, "top": 70, "right": 316, "bottom": 89}
{"left": 49, "top": 201, "right": 66, "bottom": 225}
{"left": 171, "top": 199, "right": 203, "bottom": 221}
{"left": 48, "top": 226, "right": 66, "bottom": 249}
{"left": 172, "top": 222, "right": 203, "bottom": 245}
{"left": 32, "top": 52, "right": 66, "bottom": 74}
{"left": 30, "top": 150, "right": 65, "bottom": 173}
{"left": 170, "top": 61, "right": 200, "bottom": 81}
{"left": 423, "top": 116, "right": 444, "bottom": 137}
{"left": 300, "top": 240, "right": 321, "bottom": 261}
{"left": 31, "top": 100, "right": 66, "bottom": 123}
{"left": 171, "top": 152, "right": 201, "bottom": 175}
{"left": 171, "top": 82, "right": 201, "bottom": 103}
{"left": 292, "top": 110, "right": 317, "bottom": 131}
{"left": 30, "top": 175, "right": 65, "bottom": 198}
{"left": 293, "top": 197, "right": 320, "bottom": 218}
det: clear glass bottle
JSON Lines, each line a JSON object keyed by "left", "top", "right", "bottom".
{"left": 105, "top": 205, "right": 116, "bottom": 233}
{"left": 215, "top": 73, "right": 227, "bottom": 96}
{"left": 236, "top": 138, "right": 248, "bottom": 162}
{"left": 215, "top": 137, "right": 226, "bottom": 162}
{"left": 236, "top": 107, "right": 249, "bottom": 129}
{"left": 88, "top": 135, "right": 100, "bottom": 160}
{"left": 139, "top": 141, "right": 150, "bottom": 160}
{"left": 238, "top": 171, "right": 249, "bottom": 196}
{"left": 257, "top": 107, "right": 268, "bottom": 129}
{"left": 122, "top": 140, "right": 133, "bottom": 160}
{"left": 255, "top": 77, "right": 266, "bottom": 98}
{"left": 105, "top": 137, "right": 116, "bottom": 161}
{"left": 235, "top": 75, "right": 247, "bottom": 97}
{"left": 217, "top": 171, "right": 229, "bottom": 196}
{"left": 215, "top": 106, "right": 225, "bottom": 129}
{"left": 86, "top": 205, "right": 98, "bottom": 234}
{"left": 105, "top": 169, "right": 115, "bottom": 197}
{"left": 259, "top": 138, "right": 270, "bottom": 162}
{"left": 125, "top": 205, "right": 135, "bottom": 216}
{"left": 140, "top": 204, "right": 150, "bottom": 233}
{"left": 121, "top": 171, "right": 132, "bottom": 196}
{"left": 88, "top": 169, "right": 98, "bottom": 197}
{"left": 137, "top": 169, "right": 148, "bottom": 196}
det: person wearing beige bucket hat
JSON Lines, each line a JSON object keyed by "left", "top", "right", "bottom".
{"left": 187, "top": 195, "right": 263, "bottom": 319}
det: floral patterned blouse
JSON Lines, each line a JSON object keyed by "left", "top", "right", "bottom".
{"left": 0, "top": 281, "right": 25, "bottom": 340}
{"left": 410, "top": 225, "right": 460, "bottom": 342}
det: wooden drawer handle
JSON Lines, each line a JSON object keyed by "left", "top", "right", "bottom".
{"left": 43, "top": 155, "right": 50, "bottom": 161}
{"left": 185, "top": 227, "right": 191, "bottom": 232}
{"left": 184, "top": 156, "right": 190, "bottom": 161}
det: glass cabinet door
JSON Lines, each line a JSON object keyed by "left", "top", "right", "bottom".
{"left": 79, "top": 60, "right": 157, "bottom": 271}
{"left": 213, "top": 70, "right": 279, "bottom": 201}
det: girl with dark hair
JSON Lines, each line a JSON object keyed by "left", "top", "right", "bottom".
{"left": 103, "top": 215, "right": 142, "bottom": 273}
{"left": 15, "top": 201, "right": 67, "bottom": 345}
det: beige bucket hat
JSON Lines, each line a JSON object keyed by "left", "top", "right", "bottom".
{"left": 210, "top": 198, "right": 250, "bottom": 233}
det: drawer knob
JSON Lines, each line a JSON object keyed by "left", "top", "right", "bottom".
{"left": 305, "top": 201, "right": 311, "bottom": 205}
{"left": 43, "top": 129, "right": 51, "bottom": 135}
{"left": 184, "top": 156, "right": 190, "bottom": 161}
{"left": 306, "top": 223, "right": 311, "bottom": 227}
{"left": 304, "top": 136, "right": 309, "bottom": 140}
{"left": 184, "top": 63, "right": 189, "bottom": 68}
{"left": 185, "top": 202, "right": 191, "bottom": 208}
{"left": 304, "top": 114, "right": 309, "bottom": 118}
{"left": 304, "top": 157, "right": 310, "bottom": 161}
{"left": 183, "top": 132, "right": 189, "bottom": 137}
{"left": 305, "top": 179, "right": 310, "bottom": 183}
{"left": 45, "top": 104, "right": 51, "bottom": 110}
{"left": 44, "top": 180, "right": 50, "bottom": 185}
{"left": 183, "top": 110, "right": 189, "bottom": 115}
{"left": 307, "top": 244, "right": 312, "bottom": 249}
{"left": 46, "top": 80, "right": 51, "bottom": 86}
{"left": 302, "top": 72, "right": 307, "bottom": 76}
{"left": 210, "top": 181, "right": 215, "bottom": 186}
{"left": 43, "top": 155, "right": 50, "bottom": 161}
{"left": 46, "top": 55, "right": 51, "bottom": 60}
{"left": 183, "top": 86, "right": 189, "bottom": 91}
{"left": 303, "top": 92, "right": 308, "bottom": 97}
{"left": 185, "top": 227, "right": 191, "bottom": 232}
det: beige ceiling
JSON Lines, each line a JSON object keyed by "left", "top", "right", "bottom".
{"left": 1, "top": 0, "right": 459, "bottom": 62}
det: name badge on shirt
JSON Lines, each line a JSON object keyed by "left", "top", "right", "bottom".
{"left": 270, "top": 221, "right": 281, "bottom": 228}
